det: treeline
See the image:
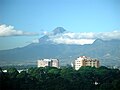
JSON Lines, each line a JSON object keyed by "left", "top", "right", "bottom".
{"left": 0, "top": 66, "right": 120, "bottom": 90}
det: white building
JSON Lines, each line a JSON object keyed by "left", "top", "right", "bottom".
{"left": 74, "top": 56, "right": 99, "bottom": 70}
{"left": 37, "top": 59, "right": 59, "bottom": 68}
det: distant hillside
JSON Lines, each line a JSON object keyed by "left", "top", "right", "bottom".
{"left": 0, "top": 27, "right": 120, "bottom": 66}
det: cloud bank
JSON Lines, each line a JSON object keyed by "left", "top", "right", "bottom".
{"left": 1, "top": 24, "right": 120, "bottom": 45}
{"left": 0, "top": 24, "right": 38, "bottom": 37}
{"left": 32, "top": 39, "right": 39, "bottom": 43}
{"left": 48, "top": 31, "right": 120, "bottom": 45}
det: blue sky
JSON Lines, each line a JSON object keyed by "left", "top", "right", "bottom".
{"left": 0, "top": 0, "right": 120, "bottom": 50}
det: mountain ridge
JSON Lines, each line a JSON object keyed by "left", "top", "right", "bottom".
{"left": 0, "top": 27, "right": 120, "bottom": 66}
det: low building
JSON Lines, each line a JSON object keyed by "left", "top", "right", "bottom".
{"left": 37, "top": 59, "right": 59, "bottom": 68}
{"left": 74, "top": 56, "right": 99, "bottom": 70}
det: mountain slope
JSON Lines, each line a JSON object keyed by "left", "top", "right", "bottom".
{"left": 0, "top": 27, "right": 120, "bottom": 66}
{"left": 39, "top": 27, "right": 66, "bottom": 44}
{"left": 0, "top": 39, "right": 120, "bottom": 66}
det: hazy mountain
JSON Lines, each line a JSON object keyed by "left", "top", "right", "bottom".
{"left": 0, "top": 27, "right": 120, "bottom": 66}
{"left": 39, "top": 27, "right": 66, "bottom": 44}
{"left": 52, "top": 27, "right": 66, "bottom": 35}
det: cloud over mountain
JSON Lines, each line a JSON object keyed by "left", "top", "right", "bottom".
{"left": 0, "top": 24, "right": 38, "bottom": 37}
{"left": 44, "top": 29, "right": 120, "bottom": 45}
{"left": 96, "top": 31, "right": 120, "bottom": 40}
{"left": 32, "top": 39, "right": 39, "bottom": 43}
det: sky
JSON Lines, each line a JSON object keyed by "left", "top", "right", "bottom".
{"left": 0, "top": 0, "right": 120, "bottom": 50}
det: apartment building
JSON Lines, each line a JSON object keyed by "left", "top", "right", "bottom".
{"left": 74, "top": 56, "right": 99, "bottom": 70}
{"left": 37, "top": 59, "right": 59, "bottom": 68}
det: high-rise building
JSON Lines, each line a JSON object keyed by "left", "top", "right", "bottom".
{"left": 74, "top": 56, "right": 99, "bottom": 70}
{"left": 37, "top": 59, "right": 59, "bottom": 68}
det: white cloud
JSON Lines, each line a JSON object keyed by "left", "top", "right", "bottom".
{"left": 51, "top": 38, "right": 95, "bottom": 45}
{"left": 32, "top": 39, "right": 39, "bottom": 43}
{"left": 40, "top": 31, "right": 49, "bottom": 36}
{"left": 96, "top": 31, "right": 120, "bottom": 40}
{"left": 63, "top": 32, "right": 95, "bottom": 39}
{"left": 2, "top": 24, "right": 120, "bottom": 45}
{"left": 0, "top": 24, "right": 38, "bottom": 37}
{"left": 48, "top": 30, "right": 120, "bottom": 45}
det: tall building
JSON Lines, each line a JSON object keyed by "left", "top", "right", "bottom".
{"left": 74, "top": 56, "right": 100, "bottom": 70}
{"left": 37, "top": 59, "right": 59, "bottom": 68}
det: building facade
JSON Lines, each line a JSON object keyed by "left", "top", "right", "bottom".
{"left": 74, "top": 56, "right": 99, "bottom": 70}
{"left": 37, "top": 59, "right": 59, "bottom": 68}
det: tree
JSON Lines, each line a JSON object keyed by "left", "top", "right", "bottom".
{"left": 60, "top": 67, "right": 75, "bottom": 80}
{"left": 7, "top": 67, "right": 19, "bottom": 78}
{"left": 17, "top": 71, "right": 38, "bottom": 90}
{"left": 99, "top": 83, "right": 114, "bottom": 90}
{"left": 112, "top": 79, "right": 120, "bottom": 90}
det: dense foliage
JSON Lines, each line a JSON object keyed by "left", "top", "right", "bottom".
{"left": 0, "top": 66, "right": 120, "bottom": 90}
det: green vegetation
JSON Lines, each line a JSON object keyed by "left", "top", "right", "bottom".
{"left": 0, "top": 66, "right": 120, "bottom": 90}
